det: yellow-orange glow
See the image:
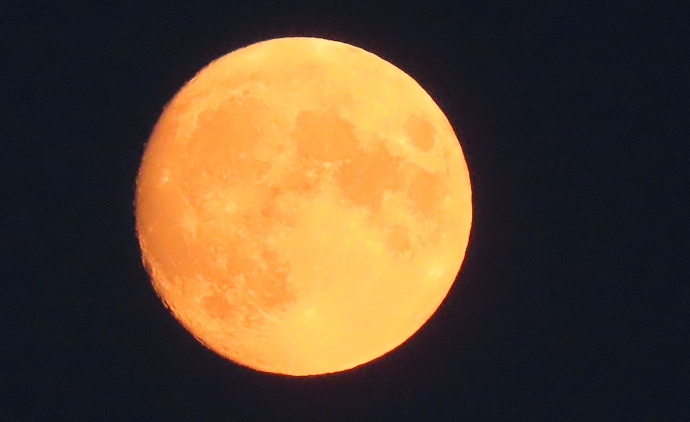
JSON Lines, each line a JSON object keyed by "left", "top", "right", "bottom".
{"left": 135, "top": 37, "right": 472, "bottom": 376}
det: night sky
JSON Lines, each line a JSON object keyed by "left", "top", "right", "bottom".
{"left": 4, "top": 1, "right": 687, "bottom": 420}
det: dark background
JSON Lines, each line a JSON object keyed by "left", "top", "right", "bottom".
{"left": 3, "top": 1, "right": 687, "bottom": 420}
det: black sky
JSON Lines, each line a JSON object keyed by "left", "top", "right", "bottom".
{"left": 3, "top": 1, "right": 687, "bottom": 420}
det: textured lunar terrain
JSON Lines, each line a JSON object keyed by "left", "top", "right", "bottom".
{"left": 135, "top": 38, "right": 472, "bottom": 375}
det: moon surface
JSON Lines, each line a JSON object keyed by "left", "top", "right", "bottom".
{"left": 135, "top": 37, "right": 472, "bottom": 376}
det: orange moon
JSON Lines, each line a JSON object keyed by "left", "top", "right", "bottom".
{"left": 135, "top": 37, "right": 472, "bottom": 376}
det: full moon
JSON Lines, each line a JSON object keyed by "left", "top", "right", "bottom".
{"left": 135, "top": 37, "right": 472, "bottom": 376}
